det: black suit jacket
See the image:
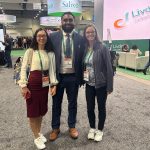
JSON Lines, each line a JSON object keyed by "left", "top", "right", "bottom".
{"left": 50, "top": 31, "right": 85, "bottom": 85}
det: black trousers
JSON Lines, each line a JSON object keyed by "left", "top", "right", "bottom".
{"left": 144, "top": 61, "right": 150, "bottom": 70}
{"left": 52, "top": 73, "right": 79, "bottom": 129}
{"left": 85, "top": 84, "right": 107, "bottom": 130}
{"left": 5, "top": 51, "right": 12, "bottom": 67}
{"left": 0, "top": 51, "right": 5, "bottom": 65}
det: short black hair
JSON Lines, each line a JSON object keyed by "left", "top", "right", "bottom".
{"left": 132, "top": 45, "right": 138, "bottom": 50}
{"left": 122, "top": 44, "right": 129, "bottom": 49}
{"left": 61, "top": 12, "right": 75, "bottom": 20}
{"left": 30, "top": 28, "right": 54, "bottom": 53}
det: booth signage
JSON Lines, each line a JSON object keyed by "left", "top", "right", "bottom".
{"left": 33, "top": 3, "right": 41, "bottom": 10}
{"left": 0, "top": 15, "right": 16, "bottom": 23}
{"left": 47, "top": 0, "right": 82, "bottom": 16}
{"left": 40, "top": 16, "right": 61, "bottom": 26}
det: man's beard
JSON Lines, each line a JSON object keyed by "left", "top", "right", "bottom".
{"left": 62, "top": 24, "right": 74, "bottom": 33}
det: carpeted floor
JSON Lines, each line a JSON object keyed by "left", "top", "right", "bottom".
{"left": 11, "top": 49, "right": 26, "bottom": 57}
{"left": 117, "top": 67, "right": 150, "bottom": 81}
{"left": 0, "top": 65, "right": 150, "bottom": 150}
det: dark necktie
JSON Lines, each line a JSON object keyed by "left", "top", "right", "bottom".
{"left": 65, "top": 34, "right": 71, "bottom": 58}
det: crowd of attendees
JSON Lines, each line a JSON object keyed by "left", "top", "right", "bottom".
{"left": 12, "top": 36, "right": 32, "bottom": 49}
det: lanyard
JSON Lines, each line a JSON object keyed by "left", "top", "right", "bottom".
{"left": 62, "top": 36, "right": 73, "bottom": 56}
{"left": 84, "top": 49, "right": 93, "bottom": 64}
{"left": 37, "top": 50, "right": 44, "bottom": 74}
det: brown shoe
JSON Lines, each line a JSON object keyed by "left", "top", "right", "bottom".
{"left": 69, "top": 128, "right": 79, "bottom": 139}
{"left": 49, "top": 129, "right": 60, "bottom": 141}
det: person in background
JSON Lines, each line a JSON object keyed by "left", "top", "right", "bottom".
{"left": 27, "top": 37, "right": 32, "bottom": 48}
{"left": 19, "top": 28, "right": 58, "bottom": 150}
{"left": 143, "top": 60, "right": 150, "bottom": 75}
{"left": 130, "top": 45, "right": 142, "bottom": 56}
{"left": 22, "top": 37, "right": 27, "bottom": 49}
{"left": 17, "top": 36, "right": 22, "bottom": 48}
{"left": 0, "top": 34, "right": 12, "bottom": 68}
{"left": 121, "top": 44, "right": 129, "bottom": 52}
{"left": 49, "top": 12, "right": 85, "bottom": 141}
{"left": 83, "top": 24, "right": 113, "bottom": 142}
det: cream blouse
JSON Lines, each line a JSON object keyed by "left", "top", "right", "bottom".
{"left": 130, "top": 49, "right": 142, "bottom": 56}
{"left": 19, "top": 48, "right": 58, "bottom": 88}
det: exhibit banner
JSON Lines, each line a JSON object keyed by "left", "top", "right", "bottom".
{"left": 0, "top": 15, "right": 16, "bottom": 23}
{"left": 33, "top": 3, "right": 41, "bottom": 10}
{"left": 47, "top": 0, "right": 82, "bottom": 16}
{"left": 0, "top": 28, "right": 5, "bottom": 51}
{"left": 104, "top": 39, "right": 149, "bottom": 55}
{"left": 103, "top": 0, "right": 150, "bottom": 40}
{"left": 40, "top": 16, "right": 61, "bottom": 26}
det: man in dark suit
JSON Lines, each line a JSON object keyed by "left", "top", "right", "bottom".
{"left": 1, "top": 34, "right": 12, "bottom": 68}
{"left": 49, "top": 12, "right": 85, "bottom": 141}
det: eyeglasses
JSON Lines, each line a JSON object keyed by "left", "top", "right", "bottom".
{"left": 63, "top": 18, "right": 74, "bottom": 23}
{"left": 37, "top": 35, "right": 47, "bottom": 38}
{"left": 86, "top": 31, "right": 95, "bottom": 34}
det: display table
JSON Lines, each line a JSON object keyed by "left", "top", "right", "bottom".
{"left": 0, "top": 51, "right": 5, "bottom": 65}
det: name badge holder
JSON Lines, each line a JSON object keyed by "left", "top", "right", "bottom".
{"left": 84, "top": 70, "right": 90, "bottom": 81}
{"left": 38, "top": 51, "right": 50, "bottom": 87}
{"left": 64, "top": 57, "right": 72, "bottom": 68}
{"left": 83, "top": 50, "right": 93, "bottom": 82}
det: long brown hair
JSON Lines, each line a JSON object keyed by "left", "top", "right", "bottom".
{"left": 83, "top": 24, "right": 101, "bottom": 48}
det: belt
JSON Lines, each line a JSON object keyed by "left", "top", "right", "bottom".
{"left": 59, "top": 73, "right": 75, "bottom": 77}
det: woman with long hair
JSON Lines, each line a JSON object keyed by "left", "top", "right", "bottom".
{"left": 83, "top": 24, "right": 113, "bottom": 142}
{"left": 19, "top": 28, "right": 58, "bottom": 149}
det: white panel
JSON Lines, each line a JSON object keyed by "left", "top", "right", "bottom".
{"left": 94, "top": 0, "right": 103, "bottom": 41}
{"left": 0, "top": 29, "right": 5, "bottom": 50}
{"left": 103, "top": 0, "right": 150, "bottom": 40}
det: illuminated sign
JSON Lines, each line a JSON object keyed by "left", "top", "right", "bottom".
{"left": 0, "top": 15, "right": 16, "bottom": 23}
{"left": 114, "top": 6, "right": 150, "bottom": 29}
{"left": 40, "top": 16, "right": 61, "bottom": 26}
{"left": 47, "top": 0, "right": 82, "bottom": 16}
{"left": 33, "top": 3, "right": 41, "bottom": 10}
{"left": 103, "top": 0, "right": 150, "bottom": 40}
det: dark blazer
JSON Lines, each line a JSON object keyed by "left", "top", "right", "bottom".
{"left": 50, "top": 31, "right": 85, "bottom": 85}
{"left": 2, "top": 38, "right": 12, "bottom": 52}
{"left": 84, "top": 42, "right": 113, "bottom": 92}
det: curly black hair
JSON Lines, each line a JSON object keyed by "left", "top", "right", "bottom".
{"left": 61, "top": 12, "right": 75, "bottom": 20}
{"left": 30, "top": 28, "right": 54, "bottom": 52}
{"left": 131, "top": 45, "right": 138, "bottom": 50}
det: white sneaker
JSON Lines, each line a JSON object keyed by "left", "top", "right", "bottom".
{"left": 94, "top": 130, "right": 103, "bottom": 142}
{"left": 38, "top": 133, "right": 47, "bottom": 143}
{"left": 34, "top": 137, "right": 46, "bottom": 150}
{"left": 88, "top": 128, "right": 95, "bottom": 140}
